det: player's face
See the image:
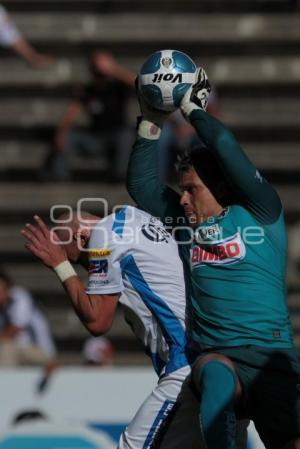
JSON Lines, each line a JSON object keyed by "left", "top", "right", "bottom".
{"left": 179, "top": 167, "right": 222, "bottom": 227}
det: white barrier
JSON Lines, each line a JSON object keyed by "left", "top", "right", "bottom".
{"left": 0, "top": 367, "right": 264, "bottom": 448}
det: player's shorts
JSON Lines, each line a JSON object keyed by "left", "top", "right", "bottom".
{"left": 118, "top": 364, "right": 248, "bottom": 449}
{"left": 117, "top": 365, "right": 191, "bottom": 449}
{"left": 194, "top": 345, "right": 300, "bottom": 449}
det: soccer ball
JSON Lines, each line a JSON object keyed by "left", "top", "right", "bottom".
{"left": 138, "top": 49, "right": 197, "bottom": 112}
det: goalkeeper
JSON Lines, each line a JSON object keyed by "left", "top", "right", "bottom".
{"left": 127, "top": 68, "right": 300, "bottom": 449}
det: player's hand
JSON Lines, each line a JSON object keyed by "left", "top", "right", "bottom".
{"left": 180, "top": 67, "right": 211, "bottom": 119}
{"left": 21, "top": 215, "right": 67, "bottom": 269}
{"left": 136, "top": 76, "right": 171, "bottom": 128}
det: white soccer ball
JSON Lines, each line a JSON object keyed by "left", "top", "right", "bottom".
{"left": 138, "top": 49, "right": 197, "bottom": 112}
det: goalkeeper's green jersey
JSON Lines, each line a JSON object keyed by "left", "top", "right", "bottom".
{"left": 127, "top": 110, "right": 294, "bottom": 349}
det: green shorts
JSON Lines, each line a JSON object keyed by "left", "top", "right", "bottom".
{"left": 196, "top": 345, "right": 300, "bottom": 449}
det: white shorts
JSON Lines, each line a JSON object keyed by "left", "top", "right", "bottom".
{"left": 118, "top": 365, "right": 249, "bottom": 449}
{"left": 117, "top": 365, "right": 191, "bottom": 449}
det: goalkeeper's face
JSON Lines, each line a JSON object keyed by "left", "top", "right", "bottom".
{"left": 179, "top": 167, "right": 223, "bottom": 227}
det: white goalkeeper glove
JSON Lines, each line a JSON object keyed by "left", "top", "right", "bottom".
{"left": 180, "top": 67, "right": 211, "bottom": 119}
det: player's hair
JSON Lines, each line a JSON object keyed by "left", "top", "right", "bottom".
{"left": 176, "top": 145, "right": 234, "bottom": 206}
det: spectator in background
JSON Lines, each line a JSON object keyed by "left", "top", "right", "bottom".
{"left": 82, "top": 336, "right": 114, "bottom": 366}
{"left": 0, "top": 4, "right": 52, "bottom": 67}
{"left": 44, "top": 51, "right": 134, "bottom": 182}
{"left": 0, "top": 270, "right": 57, "bottom": 366}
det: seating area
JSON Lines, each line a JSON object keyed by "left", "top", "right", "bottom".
{"left": 0, "top": 0, "right": 299, "bottom": 362}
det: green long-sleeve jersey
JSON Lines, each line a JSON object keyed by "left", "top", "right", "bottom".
{"left": 127, "top": 110, "right": 294, "bottom": 349}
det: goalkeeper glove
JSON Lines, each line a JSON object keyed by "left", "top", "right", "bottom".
{"left": 180, "top": 67, "right": 211, "bottom": 119}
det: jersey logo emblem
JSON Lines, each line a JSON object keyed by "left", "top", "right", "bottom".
{"left": 161, "top": 57, "right": 172, "bottom": 68}
{"left": 195, "top": 224, "right": 220, "bottom": 241}
{"left": 191, "top": 232, "right": 246, "bottom": 267}
{"left": 141, "top": 222, "right": 171, "bottom": 243}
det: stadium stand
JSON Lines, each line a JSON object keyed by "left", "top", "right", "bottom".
{"left": 0, "top": 0, "right": 299, "bottom": 363}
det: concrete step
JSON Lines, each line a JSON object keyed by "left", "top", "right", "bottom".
{"left": 54, "top": 351, "right": 151, "bottom": 367}
{"left": 0, "top": 183, "right": 299, "bottom": 214}
{"left": 0, "top": 96, "right": 299, "bottom": 128}
{"left": 220, "top": 98, "right": 300, "bottom": 127}
{"left": 1, "top": 57, "right": 300, "bottom": 89}
{"left": 0, "top": 142, "right": 109, "bottom": 171}
{"left": 0, "top": 182, "right": 133, "bottom": 214}
{"left": 9, "top": 13, "right": 300, "bottom": 44}
{"left": 0, "top": 141, "right": 299, "bottom": 171}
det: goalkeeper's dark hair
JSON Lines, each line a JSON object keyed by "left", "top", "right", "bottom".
{"left": 176, "top": 144, "right": 234, "bottom": 206}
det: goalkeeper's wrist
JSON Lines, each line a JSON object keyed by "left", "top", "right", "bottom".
{"left": 180, "top": 102, "right": 203, "bottom": 120}
{"left": 54, "top": 260, "right": 77, "bottom": 283}
{"left": 137, "top": 119, "right": 161, "bottom": 140}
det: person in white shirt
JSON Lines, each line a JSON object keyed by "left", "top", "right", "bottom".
{"left": 0, "top": 4, "right": 52, "bottom": 67}
{"left": 0, "top": 270, "right": 56, "bottom": 365}
{"left": 21, "top": 207, "right": 248, "bottom": 449}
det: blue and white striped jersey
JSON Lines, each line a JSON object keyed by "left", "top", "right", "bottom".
{"left": 86, "top": 206, "right": 188, "bottom": 376}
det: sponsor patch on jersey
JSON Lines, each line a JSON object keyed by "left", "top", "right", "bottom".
{"left": 195, "top": 224, "right": 220, "bottom": 242}
{"left": 88, "top": 248, "right": 112, "bottom": 258}
{"left": 88, "top": 259, "right": 108, "bottom": 275}
{"left": 191, "top": 232, "right": 246, "bottom": 267}
{"left": 88, "top": 279, "right": 109, "bottom": 287}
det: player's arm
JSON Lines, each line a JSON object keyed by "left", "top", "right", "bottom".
{"left": 0, "top": 6, "right": 53, "bottom": 67}
{"left": 127, "top": 90, "right": 184, "bottom": 224}
{"left": 58, "top": 276, "right": 119, "bottom": 335}
{"left": 127, "top": 128, "right": 183, "bottom": 223}
{"left": 181, "top": 68, "right": 282, "bottom": 224}
{"left": 21, "top": 216, "right": 119, "bottom": 336}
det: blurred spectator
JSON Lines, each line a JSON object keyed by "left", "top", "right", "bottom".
{"left": 82, "top": 336, "right": 114, "bottom": 367}
{"left": 43, "top": 51, "right": 134, "bottom": 182}
{"left": 159, "top": 88, "right": 220, "bottom": 181}
{"left": 0, "top": 4, "right": 52, "bottom": 67}
{"left": 0, "top": 270, "right": 57, "bottom": 366}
